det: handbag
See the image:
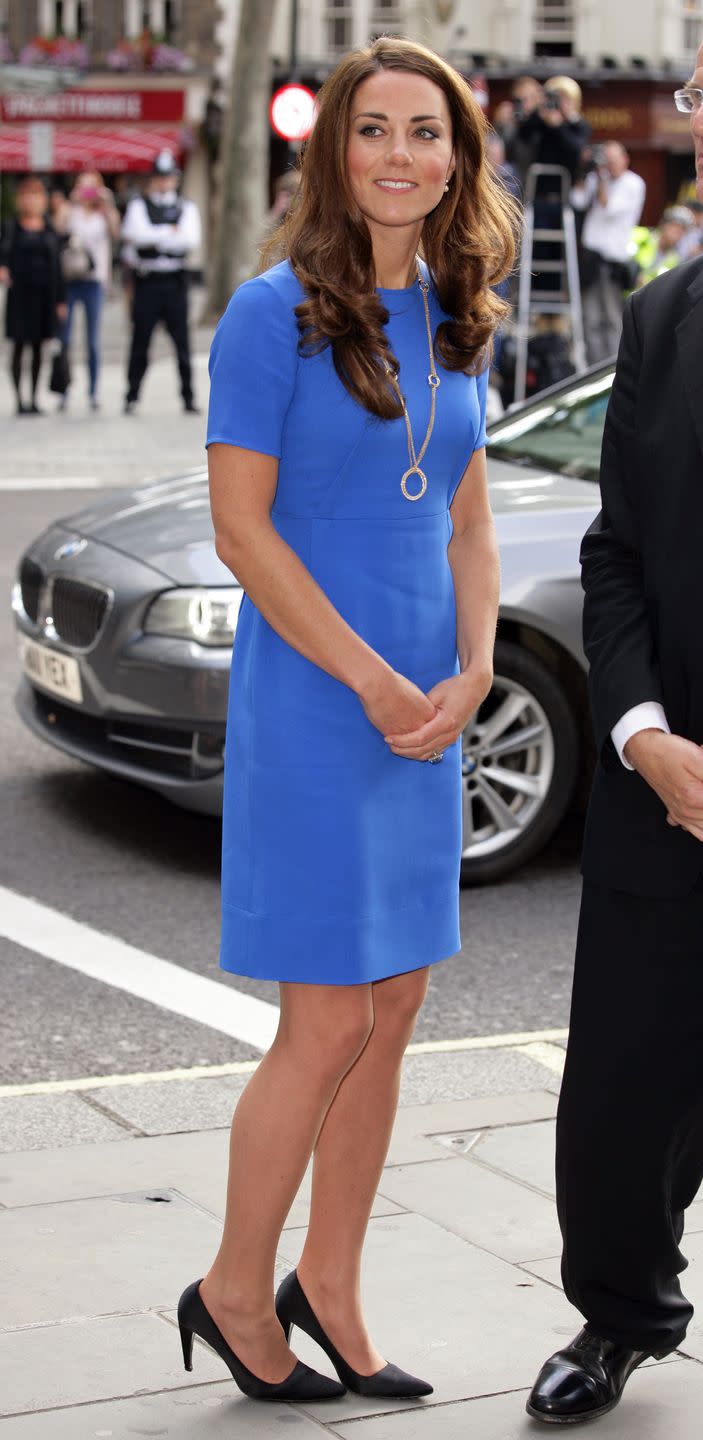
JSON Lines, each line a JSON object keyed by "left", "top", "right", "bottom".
{"left": 61, "top": 234, "right": 95, "bottom": 283}
{"left": 49, "top": 343, "right": 71, "bottom": 395}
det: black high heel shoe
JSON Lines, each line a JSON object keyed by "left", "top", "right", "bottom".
{"left": 275, "top": 1270, "right": 434, "bottom": 1399}
{"left": 177, "top": 1279, "right": 346, "bottom": 1402}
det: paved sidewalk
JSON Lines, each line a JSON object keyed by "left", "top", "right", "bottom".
{"left": 2, "top": 1040, "right": 702, "bottom": 1437}
{"left": 0, "top": 290, "right": 214, "bottom": 489}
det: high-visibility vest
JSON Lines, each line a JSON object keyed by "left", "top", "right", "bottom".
{"left": 628, "top": 226, "right": 681, "bottom": 287}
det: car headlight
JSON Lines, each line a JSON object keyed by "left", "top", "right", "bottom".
{"left": 144, "top": 587, "right": 243, "bottom": 646}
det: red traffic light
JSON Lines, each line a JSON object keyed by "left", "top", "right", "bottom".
{"left": 269, "top": 83, "right": 317, "bottom": 142}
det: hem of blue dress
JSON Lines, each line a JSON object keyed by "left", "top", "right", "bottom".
{"left": 219, "top": 892, "right": 460, "bottom": 986}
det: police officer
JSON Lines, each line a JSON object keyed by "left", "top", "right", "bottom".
{"left": 121, "top": 151, "right": 201, "bottom": 414}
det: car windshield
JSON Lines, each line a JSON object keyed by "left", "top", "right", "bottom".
{"left": 488, "top": 371, "right": 613, "bottom": 482}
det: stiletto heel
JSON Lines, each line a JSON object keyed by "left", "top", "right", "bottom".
{"left": 176, "top": 1279, "right": 345, "bottom": 1402}
{"left": 275, "top": 1270, "right": 433, "bottom": 1399}
{"left": 179, "top": 1322, "right": 194, "bottom": 1372}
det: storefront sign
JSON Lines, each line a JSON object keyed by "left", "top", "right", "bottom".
{"left": 0, "top": 89, "right": 185, "bottom": 123}
{"left": 650, "top": 94, "right": 693, "bottom": 150}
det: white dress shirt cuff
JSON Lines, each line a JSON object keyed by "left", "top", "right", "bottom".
{"left": 611, "top": 702, "right": 671, "bottom": 770}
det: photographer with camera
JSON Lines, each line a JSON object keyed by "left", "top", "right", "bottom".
{"left": 517, "top": 77, "right": 590, "bottom": 183}
{"left": 493, "top": 75, "right": 544, "bottom": 186}
{"left": 572, "top": 141, "right": 646, "bottom": 363}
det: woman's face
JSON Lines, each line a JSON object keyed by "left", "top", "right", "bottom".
{"left": 346, "top": 69, "right": 455, "bottom": 236}
{"left": 17, "top": 188, "right": 47, "bottom": 221}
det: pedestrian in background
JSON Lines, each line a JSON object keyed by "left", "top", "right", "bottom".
{"left": 177, "top": 35, "right": 517, "bottom": 1405}
{"left": 0, "top": 177, "right": 66, "bottom": 416}
{"left": 517, "top": 77, "right": 591, "bottom": 298}
{"left": 680, "top": 198, "right": 703, "bottom": 257}
{"left": 121, "top": 151, "right": 202, "bottom": 415}
{"left": 630, "top": 205, "right": 694, "bottom": 288}
{"left": 572, "top": 142, "right": 646, "bottom": 362}
{"left": 54, "top": 170, "right": 120, "bottom": 412}
{"left": 528, "top": 43, "right": 703, "bottom": 1427}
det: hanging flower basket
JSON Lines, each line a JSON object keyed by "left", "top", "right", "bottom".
{"left": 19, "top": 36, "right": 90, "bottom": 68}
{"left": 105, "top": 31, "right": 194, "bottom": 73}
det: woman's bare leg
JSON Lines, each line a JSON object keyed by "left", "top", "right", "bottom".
{"left": 296, "top": 967, "right": 430, "bottom": 1373}
{"left": 199, "top": 981, "right": 374, "bottom": 1383}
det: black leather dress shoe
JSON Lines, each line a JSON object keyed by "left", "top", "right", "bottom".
{"left": 526, "top": 1328, "right": 660, "bottom": 1424}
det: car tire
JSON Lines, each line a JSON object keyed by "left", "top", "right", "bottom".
{"left": 460, "top": 639, "right": 579, "bottom": 886}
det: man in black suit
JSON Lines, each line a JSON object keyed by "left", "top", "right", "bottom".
{"left": 528, "top": 43, "right": 703, "bottom": 1426}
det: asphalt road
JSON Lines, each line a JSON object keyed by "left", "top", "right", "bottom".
{"left": 0, "top": 318, "right": 583, "bottom": 1089}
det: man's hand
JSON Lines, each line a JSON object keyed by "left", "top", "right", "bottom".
{"left": 0, "top": 266, "right": 10, "bottom": 286}
{"left": 623, "top": 730, "right": 703, "bottom": 841}
{"left": 385, "top": 667, "right": 493, "bottom": 763}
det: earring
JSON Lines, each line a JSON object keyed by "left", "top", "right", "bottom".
{"left": 444, "top": 181, "right": 450, "bottom": 192}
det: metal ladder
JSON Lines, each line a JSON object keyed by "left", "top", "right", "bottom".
{"left": 514, "top": 164, "right": 586, "bottom": 404}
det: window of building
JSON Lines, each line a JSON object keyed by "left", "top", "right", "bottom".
{"left": 38, "top": 0, "right": 92, "bottom": 36}
{"left": 369, "top": 1, "right": 406, "bottom": 39}
{"left": 532, "top": 0, "right": 574, "bottom": 59}
{"left": 125, "top": 0, "right": 180, "bottom": 41}
{"left": 681, "top": 1, "right": 703, "bottom": 61}
{"left": 324, "top": 0, "right": 353, "bottom": 57}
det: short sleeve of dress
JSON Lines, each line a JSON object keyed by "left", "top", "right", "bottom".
{"left": 206, "top": 275, "right": 298, "bottom": 458}
{"left": 474, "top": 363, "right": 490, "bottom": 450}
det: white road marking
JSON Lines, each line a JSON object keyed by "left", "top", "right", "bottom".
{"left": 0, "top": 1029, "right": 570, "bottom": 1099}
{"left": 0, "top": 886, "right": 279, "bottom": 1053}
{"left": 0, "top": 477, "right": 102, "bottom": 490}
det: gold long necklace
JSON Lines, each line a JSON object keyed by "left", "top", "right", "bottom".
{"left": 385, "top": 269, "right": 440, "bottom": 502}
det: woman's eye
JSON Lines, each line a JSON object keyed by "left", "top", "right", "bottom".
{"left": 416, "top": 128, "right": 439, "bottom": 140}
{"left": 359, "top": 125, "right": 383, "bottom": 137}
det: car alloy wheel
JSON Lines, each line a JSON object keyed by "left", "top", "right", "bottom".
{"left": 460, "top": 639, "right": 579, "bottom": 885}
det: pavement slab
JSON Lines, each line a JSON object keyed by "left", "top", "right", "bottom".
{"left": 0, "top": 1190, "right": 219, "bottom": 1328}
{"left": 0, "top": 1384, "right": 333, "bottom": 1437}
{"left": 398, "top": 1049, "right": 561, "bottom": 1106}
{"left": 327, "top": 1357, "right": 703, "bottom": 1439}
{"left": 279, "top": 1211, "right": 584, "bottom": 1422}
{"left": 376, "top": 1153, "right": 562, "bottom": 1264}
{"left": 0, "top": 1311, "right": 223, "bottom": 1418}
{"left": 0, "top": 1093, "right": 128, "bottom": 1153}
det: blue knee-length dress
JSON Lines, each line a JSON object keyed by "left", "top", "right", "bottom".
{"left": 206, "top": 258, "right": 488, "bottom": 985}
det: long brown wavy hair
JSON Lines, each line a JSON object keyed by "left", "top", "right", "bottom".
{"left": 260, "top": 37, "right": 519, "bottom": 420}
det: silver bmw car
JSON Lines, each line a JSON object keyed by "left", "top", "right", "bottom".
{"left": 12, "top": 365, "right": 611, "bottom": 884}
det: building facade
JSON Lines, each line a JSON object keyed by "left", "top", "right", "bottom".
{"left": 0, "top": 0, "right": 219, "bottom": 258}
{"left": 242, "top": 0, "right": 702, "bottom": 222}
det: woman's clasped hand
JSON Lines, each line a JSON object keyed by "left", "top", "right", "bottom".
{"left": 360, "top": 667, "right": 493, "bottom": 762}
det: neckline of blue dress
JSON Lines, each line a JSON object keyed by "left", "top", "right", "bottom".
{"left": 376, "top": 257, "right": 431, "bottom": 296}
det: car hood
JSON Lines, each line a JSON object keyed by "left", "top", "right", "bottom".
{"left": 58, "top": 459, "right": 598, "bottom": 587}
{"left": 60, "top": 471, "right": 230, "bottom": 586}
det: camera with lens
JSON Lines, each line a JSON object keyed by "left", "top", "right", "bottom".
{"left": 544, "top": 91, "right": 563, "bottom": 112}
{"left": 512, "top": 97, "right": 525, "bottom": 121}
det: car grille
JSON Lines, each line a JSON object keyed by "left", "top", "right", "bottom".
{"left": 20, "top": 557, "right": 43, "bottom": 623}
{"left": 51, "top": 578, "right": 110, "bottom": 649}
{"left": 30, "top": 691, "right": 224, "bottom": 782}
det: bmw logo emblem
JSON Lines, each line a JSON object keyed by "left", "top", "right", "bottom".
{"left": 54, "top": 538, "right": 87, "bottom": 561}
{"left": 463, "top": 754, "right": 478, "bottom": 776}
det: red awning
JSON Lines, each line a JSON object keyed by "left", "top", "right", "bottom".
{"left": 0, "top": 123, "right": 193, "bottom": 173}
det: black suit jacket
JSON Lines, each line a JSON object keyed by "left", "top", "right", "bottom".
{"left": 581, "top": 255, "right": 703, "bottom": 898}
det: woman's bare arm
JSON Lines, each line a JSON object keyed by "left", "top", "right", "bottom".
{"left": 385, "top": 446, "right": 498, "bottom": 759}
{"left": 447, "top": 445, "right": 499, "bottom": 685}
{"left": 208, "top": 443, "right": 436, "bottom": 735}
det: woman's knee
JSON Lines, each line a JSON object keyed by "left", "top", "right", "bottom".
{"left": 372, "top": 968, "right": 429, "bottom": 1042}
{"left": 278, "top": 986, "right": 374, "bottom": 1082}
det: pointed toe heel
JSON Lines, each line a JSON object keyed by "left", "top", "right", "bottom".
{"left": 177, "top": 1279, "right": 345, "bottom": 1402}
{"left": 275, "top": 1270, "right": 433, "bottom": 1399}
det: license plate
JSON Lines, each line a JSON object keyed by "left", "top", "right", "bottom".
{"left": 19, "top": 637, "right": 83, "bottom": 704}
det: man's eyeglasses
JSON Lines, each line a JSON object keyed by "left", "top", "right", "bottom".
{"left": 674, "top": 88, "right": 703, "bottom": 114}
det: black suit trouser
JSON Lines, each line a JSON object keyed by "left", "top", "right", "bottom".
{"left": 127, "top": 273, "right": 193, "bottom": 405}
{"left": 556, "top": 877, "right": 703, "bottom": 1354}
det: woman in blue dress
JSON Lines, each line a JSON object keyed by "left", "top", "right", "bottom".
{"left": 178, "top": 36, "right": 517, "bottom": 1405}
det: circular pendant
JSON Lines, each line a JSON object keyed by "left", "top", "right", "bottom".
{"left": 400, "top": 466, "right": 427, "bottom": 502}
